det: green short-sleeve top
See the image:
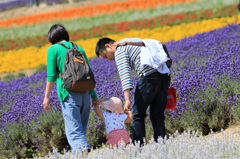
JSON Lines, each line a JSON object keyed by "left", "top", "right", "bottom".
{"left": 47, "top": 41, "right": 98, "bottom": 102}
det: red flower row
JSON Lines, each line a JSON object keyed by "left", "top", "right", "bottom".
{"left": 0, "top": 5, "right": 237, "bottom": 51}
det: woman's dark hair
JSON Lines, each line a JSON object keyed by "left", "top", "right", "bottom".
{"left": 95, "top": 37, "right": 116, "bottom": 57}
{"left": 47, "top": 24, "right": 69, "bottom": 44}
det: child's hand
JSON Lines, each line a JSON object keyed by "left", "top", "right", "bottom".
{"left": 125, "top": 110, "right": 132, "bottom": 114}
{"left": 125, "top": 110, "right": 133, "bottom": 123}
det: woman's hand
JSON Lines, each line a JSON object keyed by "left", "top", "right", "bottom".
{"left": 43, "top": 97, "right": 50, "bottom": 111}
{"left": 92, "top": 99, "right": 100, "bottom": 106}
{"left": 92, "top": 99, "right": 104, "bottom": 119}
{"left": 43, "top": 81, "right": 54, "bottom": 111}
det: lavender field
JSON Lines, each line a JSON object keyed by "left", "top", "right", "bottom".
{"left": 0, "top": 0, "right": 68, "bottom": 11}
{"left": 0, "top": 0, "right": 29, "bottom": 11}
{"left": 0, "top": 23, "right": 240, "bottom": 158}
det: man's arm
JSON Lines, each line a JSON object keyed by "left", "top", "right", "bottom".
{"left": 123, "top": 88, "right": 131, "bottom": 111}
{"left": 115, "top": 47, "right": 133, "bottom": 111}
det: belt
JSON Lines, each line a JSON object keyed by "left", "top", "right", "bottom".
{"left": 150, "top": 71, "right": 169, "bottom": 76}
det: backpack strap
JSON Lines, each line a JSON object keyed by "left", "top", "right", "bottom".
{"left": 162, "top": 43, "right": 172, "bottom": 68}
{"left": 117, "top": 42, "right": 145, "bottom": 48}
{"left": 71, "top": 42, "right": 78, "bottom": 50}
{"left": 117, "top": 41, "right": 172, "bottom": 68}
{"left": 58, "top": 42, "right": 70, "bottom": 49}
{"left": 56, "top": 42, "right": 70, "bottom": 78}
{"left": 162, "top": 44, "right": 170, "bottom": 60}
{"left": 117, "top": 41, "right": 170, "bottom": 59}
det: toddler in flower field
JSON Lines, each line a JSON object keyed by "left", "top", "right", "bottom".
{"left": 93, "top": 97, "right": 133, "bottom": 147}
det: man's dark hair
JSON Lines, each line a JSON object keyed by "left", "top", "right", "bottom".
{"left": 95, "top": 37, "right": 116, "bottom": 57}
{"left": 47, "top": 24, "right": 69, "bottom": 44}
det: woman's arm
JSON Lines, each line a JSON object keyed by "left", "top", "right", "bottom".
{"left": 125, "top": 110, "right": 133, "bottom": 123}
{"left": 93, "top": 104, "right": 104, "bottom": 119}
{"left": 43, "top": 81, "right": 54, "bottom": 111}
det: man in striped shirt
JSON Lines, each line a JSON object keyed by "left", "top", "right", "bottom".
{"left": 95, "top": 37, "right": 171, "bottom": 146}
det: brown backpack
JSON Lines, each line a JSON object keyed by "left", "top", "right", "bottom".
{"left": 58, "top": 42, "right": 96, "bottom": 92}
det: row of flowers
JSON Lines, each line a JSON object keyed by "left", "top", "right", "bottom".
{"left": 0, "top": 0, "right": 236, "bottom": 41}
{"left": 1, "top": 23, "right": 239, "bottom": 158}
{"left": 0, "top": 1, "right": 239, "bottom": 157}
{"left": 0, "top": 4, "right": 238, "bottom": 51}
{"left": 0, "top": 0, "right": 196, "bottom": 28}
{"left": 0, "top": 13, "right": 239, "bottom": 74}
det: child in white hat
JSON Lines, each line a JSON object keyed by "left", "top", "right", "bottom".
{"left": 93, "top": 97, "right": 133, "bottom": 147}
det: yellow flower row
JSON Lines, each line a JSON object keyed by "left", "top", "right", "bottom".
{"left": 0, "top": 14, "right": 240, "bottom": 73}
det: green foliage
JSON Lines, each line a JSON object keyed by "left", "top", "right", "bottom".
{"left": 29, "top": 109, "right": 68, "bottom": 157}
{"left": 16, "top": 72, "right": 26, "bottom": 78}
{"left": 29, "top": 81, "right": 44, "bottom": 88}
{"left": 1, "top": 76, "right": 239, "bottom": 158}
{"left": 2, "top": 72, "right": 26, "bottom": 82}
{"left": 164, "top": 78, "right": 240, "bottom": 135}
{"left": 0, "top": 120, "right": 34, "bottom": 158}
{"left": 3, "top": 74, "right": 15, "bottom": 82}
{"left": 86, "top": 107, "right": 107, "bottom": 148}
{"left": 0, "top": 108, "right": 68, "bottom": 158}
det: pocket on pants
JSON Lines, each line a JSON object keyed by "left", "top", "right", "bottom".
{"left": 145, "top": 78, "right": 161, "bottom": 95}
{"left": 137, "top": 77, "right": 161, "bottom": 105}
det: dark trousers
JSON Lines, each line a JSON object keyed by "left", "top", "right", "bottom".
{"left": 131, "top": 72, "right": 170, "bottom": 145}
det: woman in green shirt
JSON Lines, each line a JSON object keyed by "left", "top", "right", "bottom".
{"left": 43, "top": 24, "right": 99, "bottom": 155}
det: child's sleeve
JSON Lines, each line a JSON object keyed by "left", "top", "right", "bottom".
{"left": 121, "top": 114, "right": 128, "bottom": 121}
{"left": 102, "top": 111, "right": 106, "bottom": 119}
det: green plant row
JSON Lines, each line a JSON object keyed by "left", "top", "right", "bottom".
{"left": 0, "top": 4, "right": 238, "bottom": 51}
{"left": 0, "top": 64, "right": 47, "bottom": 82}
{"left": 0, "top": 0, "right": 238, "bottom": 41}
{"left": 1, "top": 77, "right": 239, "bottom": 158}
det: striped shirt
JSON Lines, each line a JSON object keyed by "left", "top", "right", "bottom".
{"left": 115, "top": 38, "right": 158, "bottom": 92}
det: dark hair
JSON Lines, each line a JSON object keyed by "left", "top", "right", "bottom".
{"left": 47, "top": 24, "right": 69, "bottom": 44}
{"left": 95, "top": 37, "right": 116, "bottom": 57}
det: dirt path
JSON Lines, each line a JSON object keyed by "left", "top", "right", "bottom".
{"left": 0, "top": 68, "right": 36, "bottom": 81}
{"left": 204, "top": 123, "right": 240, "bottom": 140}
{"left": 0, "top": 0, "right": 126, "bottom": 20}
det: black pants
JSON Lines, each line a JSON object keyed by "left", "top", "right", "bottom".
{"left": 131, "top": 72, "right": 170, "bottom": 145}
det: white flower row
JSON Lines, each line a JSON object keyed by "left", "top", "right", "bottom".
{"left": 27, "top": 128, "right": 240, "bottom": 159}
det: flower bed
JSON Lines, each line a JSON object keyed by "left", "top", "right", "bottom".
{"left": 0, "top": 0, "right": 237, "bottom": 42}
{"left": 0, "top": 4, "right": 238, "bottom": 51}
{"left": 37, "top": 130, "right": 240, "bottom": 158}
{"left": 0, "top": 0, "right": 29, "bottom": 11}
{"left": 0, "top": 13, "right": 239, "bottom": 74}
{"left": 0, "top": 24, "right": 239, "bottom": 158}
{"left": 0, "top": 0, "right": 196, "bottom": 28}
